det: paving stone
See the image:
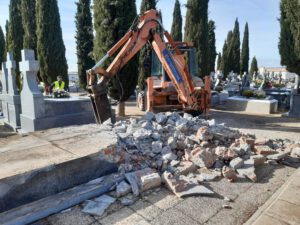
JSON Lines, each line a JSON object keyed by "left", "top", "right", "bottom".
{"left": 266, "top": 200, "right": 300, "bottom": 224}
{"left": 98, "top": 207, "right": 145, "bottom": 225}
{"left": 129, "top": 199, "right": 163, "bottom": 221}
{"left": 252, "top": 214, "right": 289, "bottom": 225}
{"left": 278, "top": 184, "right": 300, "bottom": 206}
{"left": 150, "top": 208, "right": 199, "bottom": 225}
{"left": 146, "top": 188, "right": 183, "bottom": 210}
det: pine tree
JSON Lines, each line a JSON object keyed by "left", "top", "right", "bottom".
{"left": 250, "top": 56, "right": 258, "bottom": 76}
{"left": 217, "top": 52, "right": 222, "bottom": 71}
{"left": 185, "top": 0, "right": 209, "bottom": 78}
{"left": 36, "top": 0, "right": 68, "bottom": 87}
{"left": 138, "top": 0, "right": 157, "bottom": 90}
{"left": 207, "top": 20, "right": 216, "bottom": 73}
{"left": 240, "top": 22, "right": 249, "bottom": 74}
{"left": 171, "top": 0, "right": 182, "bottom": 42}
{"left": 0, "top": 26, "right": 5, "bottom": 70}
{"left": 21, "top": 0, "right": 37, "bottom": 56}
{"left": 229, "top": 18, "right": 240, "bottom": 74}
{"left": 279, "top": 0, "right": 300, "bottom": 76}
{"left": 75, "top": 0, "right": 94, "bottom": 89}
{"left": 93, "top": 0, "right": 138, "bottom": 116}
{"left": 8, "top": 0, "right": 24, "bottom": 89}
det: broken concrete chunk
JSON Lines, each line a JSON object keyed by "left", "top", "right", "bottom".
{"left": 162, "top": 152, "right": 177, "bottom": 161}
{"left": 116, "top": 181, "right": 131, "bottom": 197}
{"left": 291, "top": 147, "right": 300, "bottom": 158}
{"left": 196, "top": 127, "right": 213, "bottom": 141}
{"left": 251, "top": 155, "right": 266, "bottom": 166}
{"left": 133, "top": 128, "right": 152, "bottom": 139}
{"left": 236, "top": 159, "right": 257, "bottom": 182}
{"left": 82, "top": 195, "right": 116, "bottom": 217}
{"left": 167, "top": 137, "right": 177, "bottom": 150}
{"left": 229, "top": 157, "right": 244, "bottom": 169}
{"left": 155, "top": 113, "right": 168, "bottom": 124}
{"left": 222, "top": 166, "right": 237, "bottom": 182}
{"left": 143, "top": 112, "right": 155, "bottom": 121}
{"left": 175, "top": 161, "right": 198, "bottom": 175}
{"left": 266, "top": 151, "right": 289, "bottom": 161}
{"left": 125, "top": 168, "right": 156, "bottom": 196}
{"left": 162, "top": 171, "right": 214, "bottom": 198}
{"left": 255, "top": 145, "right": 276, "bottom": 155}
{"left": 183, "top": 113, "right": 193, "bottom": 120}
{"left": 140, "top": 173, "right": 161, "bottom": 192}
{"left": 190, "top": 147, "right": 216, "bottom": 168}
{"left": 152, "top": 141, "right": 163, "bottom": 154}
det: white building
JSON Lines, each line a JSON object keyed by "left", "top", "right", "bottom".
{"left": 68, "top": 72, "right": 79, "bottom": 83}
{"left": 258, "top": 67, "right": 297, "bottom": 80}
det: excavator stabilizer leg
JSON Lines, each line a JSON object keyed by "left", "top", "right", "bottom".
{"left": 90, "top": 82, "right": 114, "bottom": 124}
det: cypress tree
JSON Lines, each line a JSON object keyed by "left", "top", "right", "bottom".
{"left": 217, "top": 52, "right": 222, "bottom": 71}
{"left": 229, "top": 18, "right": 240, "bottom": 74}
{"left": 185, "top": 0, "right": 209, "bottom": 78}
{"left": 240, "top": 22, "right": 249, "bottom": 74}
{"left": 8, "top": 0, "right": 24, "bottom": 89}
{"left": 138, "top": 0, "right": 157, "bottom": 90}
{"left": 93, "top": 0, "right": 138, "bottom": 116}
{"left": 171, "top": 0, "right": 182, "bottom": 42}
{"left": 36, "top": 0, "right": 69, "bottom": 87}
{"left": 0, "top": 26, "right": 5, "bottom": 70}
{"left": 250, "top": 56, "right": 258, "bottom": 76}
{"left": 207, "top": 20, "right": 216, "bottom": 73}
{"left": 75, "top": 0, "right": 94, "bottom": 89}
{"left": 21, "top": 0, "right": 37, "bottom": 55}
{"left": 221, "top": 40, "right": 229, "bottom": 78}
{"left": 279, "top": 0, "right": 300, "bottom": 76}
{"left": 5, "top": 20, "right": 9, "bottom": 57}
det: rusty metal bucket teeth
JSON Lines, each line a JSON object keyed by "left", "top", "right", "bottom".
{"left": 90, "top": 83, "right": 114, "bottom": 124}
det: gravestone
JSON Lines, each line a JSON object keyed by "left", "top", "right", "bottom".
{"left": 286, "top": 75, "right": 300, "bottom": 117}
{"left": 1, "top": 53, "right": 21, "bottom": 129}
{"left": 0, "top": 63, "right": 9, "bottom": 118}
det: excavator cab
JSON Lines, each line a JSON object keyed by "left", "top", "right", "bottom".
{"left": 137, "top": 42, "right": 208, "bottom": 113}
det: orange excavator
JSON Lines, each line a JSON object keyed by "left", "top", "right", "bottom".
{"left": 87, "top": 9, "right": 211, "bottom": 124}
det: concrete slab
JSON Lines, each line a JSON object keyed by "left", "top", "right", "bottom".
{"left": 225, "top": 97, "right": 278, "bottom": 114}
{"left": 0, "top": 144, "right": 76, "bottom": 179}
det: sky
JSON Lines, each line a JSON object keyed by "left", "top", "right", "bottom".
{"left": 0, "top": 0, "right": 281, "bottom": 72}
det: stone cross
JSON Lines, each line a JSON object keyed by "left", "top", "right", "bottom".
{"left": 6, "top": 52, "right": 18, "bottom": 95}
{"left": 20, "top": 49, "right": 45, "bottom": 127}
{"left": 1, "top": 62, "right": 8, "bottom": 94}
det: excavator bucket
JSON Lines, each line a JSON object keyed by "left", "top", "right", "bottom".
{"left": 90, "top": 82, "right": 115, "bottom": 124}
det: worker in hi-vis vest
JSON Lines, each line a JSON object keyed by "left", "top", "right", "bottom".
{"left": 50, "top": 75, "right": 67, "bottom": 94}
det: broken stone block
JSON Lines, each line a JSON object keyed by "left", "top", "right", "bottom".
{"left": 198, "top": 168, "right": 220, "bottom": 181}
{"left": 255, "top": 138, "right": 268, "bottom": 146}
{"left": 251, "top": 155, "right": 266, "bottom": 166}
{"left": 162, "top": 152, "right": 177, "bottom": 161}
{"left": 291, "top": 147, "right": 300, "bottom": 158}
{"left": 255, "top": 145, "right": 276, "bottom": 155}
{"left": 223, "top": 149, "right": 238, "bottom": 160}
{"left": 133, "top": 128, "right": 152, "bottom": 139}
{"left": 82, "top": 195, "right": 116, "bottom": 217}
{"left": 155, "top": 113, "right": 168, "bottom": 124}
{"left": 222, "top": 166, "right": 237, "bottom": 182}
{"left": 229, "top": 157, "right": 244, "bottom": 169}
{"left": 116, "top": 181, "right": 131, "bottom": 197}
{"left": 190, "top": 147, "right": 216, "bottom": 168}
{"left": 141, "top": 121, "right": 153, "bottom": 130}
{"left": 143, "top": 112, "right": 155, "bottom": 121}
{"left": 167, "top": 137, "right": 177, "bottom": 150}
{"left": 175, "top": 161, "right": 198, "bottom": 175}
{"left": 140, "top": 173, "right": 161, "bottom": 192}
{"left": 215, "top": 146, "right": 226, "bottom": 156}
{"left": 162, "top": 171, "right": 214, "bottom": 198}
{"left": 196, "top": 127, "right": 213, "bottom": 141}
{"left": 237, "top": 159, "right": 257, "bottom": 182}
{"left": 170, "top": 160, "right": 180, "bottom": 167}
{"left": 120, "top": 194, "right": 137, "bottom": 206}
{"left": 183, "top": 113, "right": 193, "bottom": 120}
{"left": 152, "top": 141, "right": 163, "bottom": 154}
{"left": 266, "top": 151, "right": 289, "bottom": 161}
{"left": 125, "top": 168, "right": 154, "bottom": 196}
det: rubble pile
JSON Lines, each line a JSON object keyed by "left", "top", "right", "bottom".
{"left": 82, "top": 111, "right": 300, "bottom": 216}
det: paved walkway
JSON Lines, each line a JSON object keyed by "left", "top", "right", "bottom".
{"left": 246, "top": 168, "right": 300, "bottom": 225}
